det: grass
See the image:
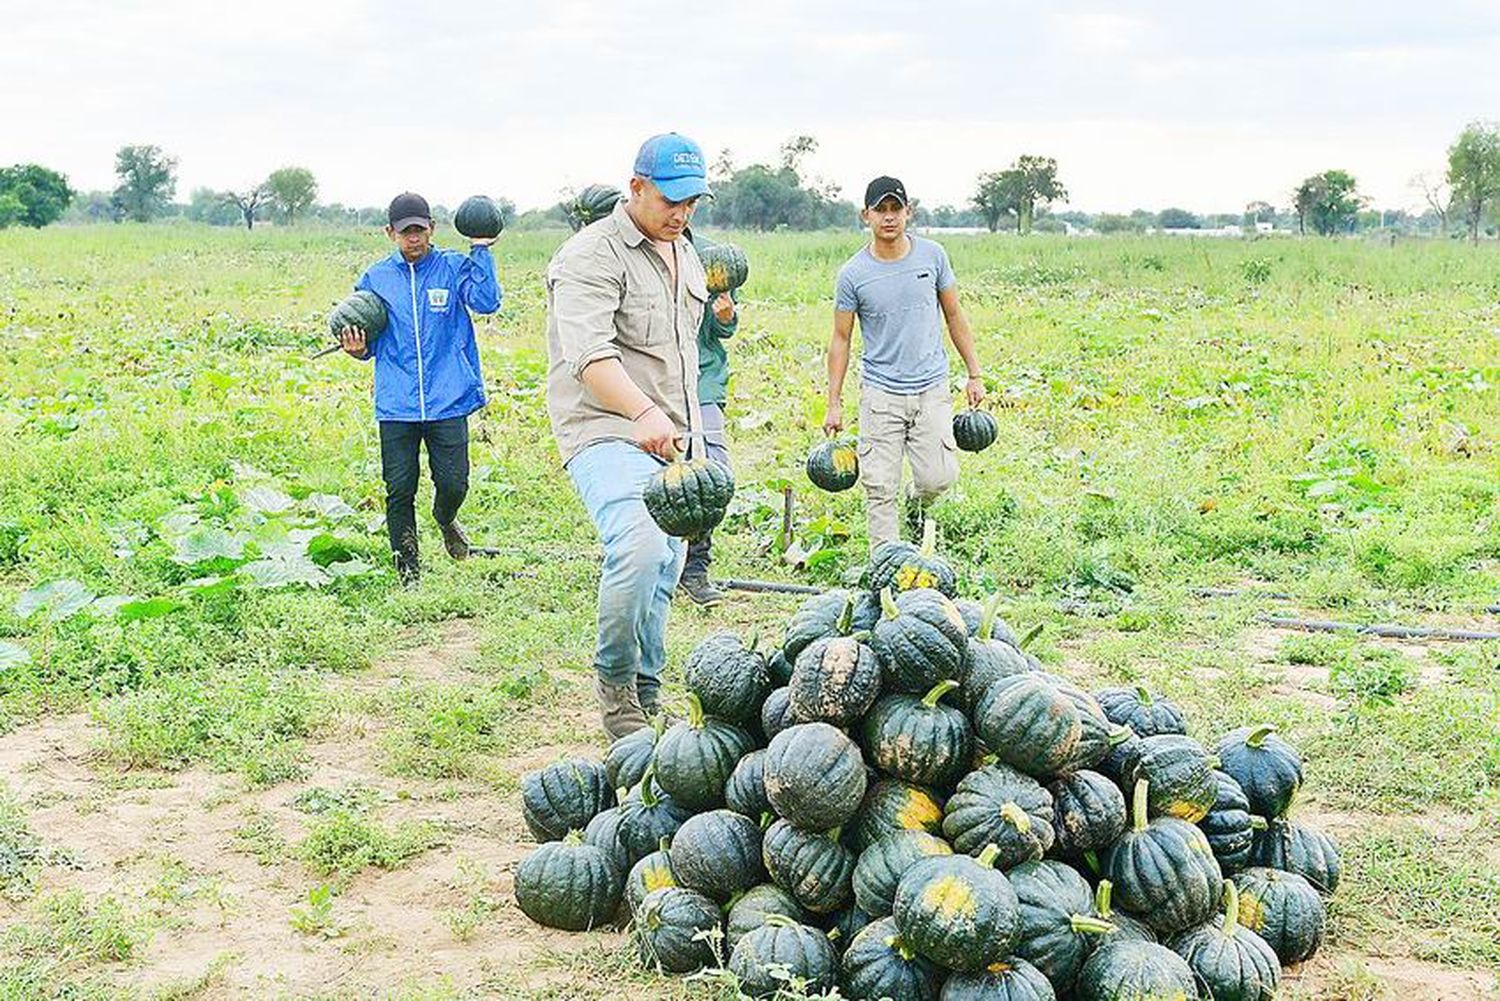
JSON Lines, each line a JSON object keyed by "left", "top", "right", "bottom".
{"left": 1, "top": 224, "right": 1498, "bottom": 994}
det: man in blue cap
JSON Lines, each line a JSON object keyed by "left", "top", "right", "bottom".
{"left": 545, "top": 133, "right": 713, "bottom": 738}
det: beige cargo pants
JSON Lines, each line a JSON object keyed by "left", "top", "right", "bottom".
{"left": 857, "top": 383, "right": 959, "bottom": 548}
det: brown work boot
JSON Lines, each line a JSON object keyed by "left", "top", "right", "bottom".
{"left": 439, "top": 519, "right": 470, "bottom": 560}
{"left": 594, "top": 676, "right": 649, "bottom": 740}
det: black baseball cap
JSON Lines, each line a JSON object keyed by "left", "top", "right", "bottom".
{"left": 864, "top": 176, "right": 908, "bottom": 209}
{"left": 388, "top": 192, "right": 432, "bottom": 230}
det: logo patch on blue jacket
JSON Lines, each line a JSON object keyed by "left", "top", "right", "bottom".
{"left": 427, "top": 288, "right": 450, "bottom": 311}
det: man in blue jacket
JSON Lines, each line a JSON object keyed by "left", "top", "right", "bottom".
{"left": 338, "top": 192, "right": 501, "bottom": 585}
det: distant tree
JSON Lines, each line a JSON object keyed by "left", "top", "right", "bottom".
{"left": 1157, "top": 207, "right": 1202, "bottom": 229}
{"left": 185, "top": 187, "right": 241, "bottom": 226}
{"left": 779, "top": 135, "right": 818, "bottom": 173}
{"left": 705, "top": 136, "right": 854, "bottom": 231}
{"left": 710, "top": 147, "right": 736, "bottom": 182}
{"left": 265, "top": 166, "right": 318, "bottom": 224}
{"left": 111, "top": 144, "right": 177, "bottom": 222}
{"left": 1412, "top": 172, "right": 1451, "bottom": 234}
{"left": 971, "top": 172, "right": 1013, "bottom": 232}
{"left": 1293, "top": 170, "right": 1363, "bottom": 236}
{"left": 222, "top": 185, "right": 274, "bottom": 230}
{"left": 0, "top": 164, "right": 74, "bottom": 228}
{"left": 1446, "top": 121, "right": 1500, "bottom": 245}
{"left": 1243, "top": 200, "right": 1276, "bottom": 227}
{"left": 1094, "top": 213, "right": 1143, "bottom": 233}
{"left": 973, "top": 156, "right": 1066, "bottom": 234}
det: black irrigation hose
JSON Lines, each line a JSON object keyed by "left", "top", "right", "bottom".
{"left": 720, "top": 578, "right": 825, "bottom": 596}
{"left": 1256, "top": 615, "right": 1500, "bottom": 643}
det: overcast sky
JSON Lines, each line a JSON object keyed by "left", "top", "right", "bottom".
{"left": 5, "top": 0, "right": 1500, "bottom": 215}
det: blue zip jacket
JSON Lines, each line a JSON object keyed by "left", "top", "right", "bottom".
{"left": 354, "top": 244, "right": 500, "bottom": 422}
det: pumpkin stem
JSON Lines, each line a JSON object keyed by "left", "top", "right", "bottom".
{"left": 1019, "top": 622, "right": 1044, "bottom": 650}
{"left": 976, "top": 843, "right": 1002, "bottom": 869}
{"left": 652, "top": 713, "right": 666, "bottom": 739}
{"left": 759, "top": 811, "right": 773, "bottom": 831}
{"left": 744, "top": 628, "right": 760, "bottom": 655}
{"left": 1246, "top": 723, "right": 1278, "bottom": 748}
{"left": 563, "top": 830, "right": 585, "bottom": 846}
{"left": 657, "top": 835, "right": 671, "bottom": 854}
{"left": 1070, "top": 915, "right": 1117, "bottom": 936}
{"left": 1133, "top": 683, "right": 1153, "bottom": 705}
{"left": 685, "top": 691, "right": 705, "bottom": 728}
{"left": 886, "top": 932, "right": 916, "bottom": 961}
{"left": 1094, "top": 879, "right": 1115, "bottom": 917}
{"left": 1107, "top": 725, "right": 1134, "bottom": 747}
{"left": 1221, "top": 879, "right": 1241, "bottom": 937}
{"left": 639, "top": 767, "right": 660, "bottom": 807}
{"left": 1083, "top": 850, "right": 1101, "bottom": 876}
{"left": 979, "top": 753, "right": 999, "bottom": 767}
{"left": 922, "top": 679, "right": 961, "bottom": 709}
{"left": 1249, "top": 815, "right": 1269, "bottom": 831}
{"left": 826, "top": 826, "right": 843, "bottom": 843}
{"left": 1131, "top": 779, "right": 1150, "bottom": 832}
{"left": 837, "top": 594, "right": 854, "bottom": 635}
{"left": 999, "top": 802, "right": 1032, "bottom": 834}
{"left": 978, "top": 593, "right": 1002, "bottom": 642}
{"left": 920, "top": 518, "right": 937, "bottom": 557}
{"left": 764, "top": 913, "right": 798, "bottom": 930}
{"left": 879, "top": 586, "right": 900, "bottom": 620}
{"left": 850, "top": 629, "right": 872, "bottom": 644}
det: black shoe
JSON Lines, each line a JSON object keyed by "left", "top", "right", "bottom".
{"left": 678, "top": 574, "right": 725, "bottom": 607}
{"left": 439, "top": 519, "right": 470, "bottom": 560}
{"left": 395, "top": 555, "right": 420, "bottom": 588}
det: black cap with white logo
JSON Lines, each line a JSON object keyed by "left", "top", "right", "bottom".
{"left": 388, "top": 192, "right": 432, "bottom": 230}
{"left": 864, "top": 176, "right": 908, "bottom": 209}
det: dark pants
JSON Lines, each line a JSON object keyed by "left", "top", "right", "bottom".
{"left": 682, "top": 402, "right": 729, "bottom": 580}
{"left": 379, "top": 416, "right": 469, "bottom": 579}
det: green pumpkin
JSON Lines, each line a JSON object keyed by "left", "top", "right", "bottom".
{"left": 1199, "top": 770, "right": 1256, "bottom": 875}
{"left": 1009, "top": 859, "right": 1118, "bottom": 994}
{"left": 618, "top": 769, "right": 693, "bottom": 863}
{"left": 642, "top": 457, "right": 735, "bottom": 540}
{"left": 1048, "top": 769, "right": 1127, "bottom": 861}
{"left": 1102, "top": 781, "right": 1223, "bottom": 936}
{"left": 1096, "top": 728, "right": 1142, "bottom": 786}
{"left": 763, "top": 722, "right": 868, "bottom": 832}
{"left": 851, "top": 590, "right": 883, "bottom": 632}
{"left": 790, "top": 635, "right": 882, "bottom": 727}
{"left": 840, "top": 916, "right": 944, "bottom": 1001}
{"left": 653, "top": 692, "right": 754, "bottom": 811}
{"left": 873, "top": 587, "right": 970, "bottom": 693}
{"left": 768, "top": 649, "right": 793, "bottom": 686}
{"left": 625, "top": 838, "right": 677, "bottom": 915}
{"left": 952, "top": 410, "right": 998, "bottom": 453}
{"left": 604, "top": 720, "right": 660, "bottom": 793}
{"left": 514, "top": 833, "right": 623, "bottom": 931}
{"left": 959, "top": 594, "right": 1024, "bottom": 645}
{"left": 1215, "top": 724, "right": 1302, "bottom": 820}
{"left": 1248, "top": 818, "right": 1341, "bottom": 895}
{"left": 975, "top": 675, "right": 1126, "bottom": 780}
{"left": 452, "top": 194, "right": 504, "bottom": 239}
{"left": 326, "top": 288, "right": 388, "bottom": 342}
{"left": 940, "top": 957, "right": 1058, "bottom": 1001}
{"left": 1095, "top": 684, "right": 1186, "bottom": 737}
{"left": 869, "top": 519, "right": 958, "bottom": 596}
{"left": 847, "top": 778, "right": 947, "bottom": 852}
{"left": 700, "top": 241, "right": 750, "bottom": 294}
{"left": 634, "top": 886, "right": 722, "bottom": 973}
{"left": 520, "top": 758, "right": 616, "bottom": 842}
{"left": 784, "top": 589, "right": 855, "bottom": 663}
{"left": 728, "top": 914, "right": 839, "bottom": 999}
{"left": 852, "top": 830, "right": 953, "bottom": 918}
{"left": 583, "top": 803, "right": 632, "bottom": 874}
{"left": 760, "top": 686, "right": 795, "bottom": 741}
{"left": 807, "top": 438, "right": 861, "bottom": 492}
{"left": 1231, "top": 867, "right": 1325, "bottom": 964}
{"left": 825, "top": 903, "right": 876, "bottom": 955}
{"left": 669, "top": 809, "right": 765, "bottom": 904}
{"left": 684, "top": 631, "right": 770, "bottom": 726}
{"left": 725, "top": 749, "right": 772, "bottom": 820}
{"left": 943, "top": 763, "right": 1056, "bottom": 867}
{"left": 764, "top": 819, "right": 857, "bottom": 914}
{"left": 1167, "top": 879, "right": 1280, "bottom": 1001}
{"left": 568, "top": 183, "right": 621, "bottom": 230}
{"left": 1092, "top": 879, "right": 1156, "bottom": 944}
{"left": 1075, "top": 940, "right": 1198, "bottom": 1001}
{"left": 1124, "top": 734, "right": 1218, "bottom": 823}
{"left": 961, "top": 627, "right": 1033, "bottom": 715}
{"left": 862, "top": 679, "right": 973, "bottom": 790}
{"left": 891, "top": 843, "right": 1020, "bottom": 972}
{"left": 726, "top": 883, "right": 805, "bottom": 952}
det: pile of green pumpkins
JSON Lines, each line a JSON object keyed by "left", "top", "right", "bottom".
{"left": 513, "top": 527, "right": 1338, "bottom": 1000}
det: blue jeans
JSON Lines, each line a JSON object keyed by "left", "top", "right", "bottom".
{"left": 566, "top": 440, "right": 685, "bottom": 702}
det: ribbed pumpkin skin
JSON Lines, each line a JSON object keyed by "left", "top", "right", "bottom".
{"left": 764, "top": 820, "right": 857, "bottom": 914}
{"left": 729, "top": 920, "right": 839, "bottom": 998}
{"left": 726, "top": 883, "right": 805, "bottom": 952}
{"left": 852, "top": 830, "right": 954, "bottom": 917}
{"left": 634, "top": 886, "right": 722, "bottom": 973}
{"left": 1008, "top": 860, "right": 1112, "bottom": 993}
{"left": 869, "top": 541, "right": 958, "bottom": 597}
{"left": 962, "top": 635, "right": 1033, "bottom": 712}
{"left": 1095, "top": 686, "right": 1187, "bottom": 737}
{"left": 684, "top": 632, "right": 769, "bottom": 726}
{"left": 669, "top": 810, "right": 765, "bottom": 903}
{"left": 892, "top": 852, "right": 1020, "bottom": 972}
{"left": 625, "top": 847, "right": 677, "bottom": 915}
{"left": 653, "top": 709, "right": 754, "bottom": 812}
{"left": 863, "top": 685, "right": 973, "bottom": 789}
{"left": 1048, "top": 769, "right": 1127, "bottom": 858}
{"left": 514, "top": 839, "right": 623, "bottom": 931}
{"left": 790, "top": 636, "right": 882, "bottom": 727}
{"left": 725, "top": 749, "right": 772, "bottom": 820}
{"left": 1092, "top": 880, "right": 1158, "bottom": 945}
{"left": 1124, "top": 735, "right": 1219, "bottom": 823}
{"left": 784, "top": 589, "right": 854, "bottom": 662}
{"left": 1168, "top": 913, "right": 1280, "bottom": 1001}
{"left": 1096, "top": 729, "right": 1142, "bottom": 785}
{"left": 851, "top": 591, "right": 883, "bottom": 632}
{"left": 975, "top": 675, "right": 1117, "bottom": 779}
{"left": 1231, "top": 868, "right": 1325, "bottom": 964}
{"left": 1215, "top": 725, "right": 1303, "bottom": 820}
{"left": 943, "top": 763, "right": 1056, "bottom": 866}
{"left": 763, "top": 723, "right": 868, "bottom": 832}
{"left": 1103, "top": 815, "right": 1223, "bottom": 935}
{"left": 520, "top": 759, "right": 616, "bottom": 842}
{"left": 768, "top": 650, "right": 793, "bottom": 686}
{"left": 952, "top": 410, "right": 998, "bottom": 452}
{"left": 1075, "top": 940, "right": 1199, "bottom": 1001}
{"left": 568, "top": 183, "right": 621, "bottom": 229}
{"left": 826, "top": 904, "right": 876, "bottom": 955}
{"left": 1200, "top": 771, "right": 1255, "bottom": 875}
{"left": 583, "top": 805, "right": 631, "bottom": 874}
{"left": 643, "top": 458, "right": 735, "bottom": 540}
{"left": 940, "top": 957, "right": 1058, "bottom": 1001}
{"left": 760, "top": 687, "right": 795, "bottom": 741}
{"left": 841, "top": 916, "right": 944, "bottom": 1001}
{"left": 618, "top": 780, "right": 693, "bottom": 863}
{"left": 453, "top": 194, "right": 504, "bottom": 239}
{"left": 604, "top": 726, "right": 657, "bottom": 792}
{"left": 1248, "top": 818, "right": 1341, "bottom": 895}
{"left": 807, "top": 439, "right": 860, "bottom": 493}
{"left": 700, "top": 242, "right": 750, "bottom": 294}
{"left": 848, "top": 778, "right": 947, "bottom": 851}
{"left": 874, "top": 588, "right": 969, "bottom": 693}
{"left": 327, "top": 289, "right": 388, "bottom": 341}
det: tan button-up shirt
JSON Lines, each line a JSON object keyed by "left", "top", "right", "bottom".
{"left": 545, "top": 201, "right": 708, "bottom": 465}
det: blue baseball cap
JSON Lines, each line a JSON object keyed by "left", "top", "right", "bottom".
{"left": 633, "top": 133, "right": 711, "bottom": 203}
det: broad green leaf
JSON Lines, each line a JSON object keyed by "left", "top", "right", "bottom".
{"left": 241, "top": 484, "right": 295, "bottom": 515}
{"left": 90, "top": 595, "right": 135, "bottom": 617}
{"left": 305, "top": 534, "right": 355, "bottom": 567}
{"left": 241, "top": 558, "right": 330, "bottom": 589}
{"left": 305, "top": 493, "right": 357, "bottom": 520}
{"left": 326, "top": 558, "right": 375, "bottom": 578}
{"left": 0, "top": 641, "right": 31, "bottom": 669}
{"left": 117, "top": 597, "right": 186, "bottom": 622}
{"left": 183, "top": 575, "right": 238, "bottom": 598}
{"left": 14, "top": 579, "right": 95, "bottom": 622}
{"left": 173, "top": 527, "right": 247, "bottom": 566}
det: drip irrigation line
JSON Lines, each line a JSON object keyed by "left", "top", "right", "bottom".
{"left": 1255, "top": 615, "right": 1500, "bottom": 643}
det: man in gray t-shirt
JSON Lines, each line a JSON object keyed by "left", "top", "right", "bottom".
{"left": 825, "top": 175, "right": 985, "bottom": 547}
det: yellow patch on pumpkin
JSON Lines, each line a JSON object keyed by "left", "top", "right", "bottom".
{"left": 1165, "top": 799, "right": 1211, "bottom": 823}
{"left": 642, "top": 864, "right": 676, "bottom": 894}
{"left": 920, "top": 874, "right": 977, "bottom": 920}
{"left": 897, "top": 790, "right": 943, "bottom": 830}
{"left": 1237, "top": 891, "right": 1267, "bottom": 933}
{"left": 662, "top": 463, "right": 687, "bottom": 486}
{"left": 832, "top": 447, "right": 858, "bottom": 474}
{"left": 986, "top": 960, "right": 1014, "bottom": 974}
{"left": 894, "top": 566, "right": 938, "bottom": 591}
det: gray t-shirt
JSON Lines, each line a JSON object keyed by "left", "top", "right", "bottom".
{"left": 835, "top": 236, "right": 956, "bottom": 393}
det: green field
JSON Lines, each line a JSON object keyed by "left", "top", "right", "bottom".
{"left": 1, "top": 225, "right": 1498, "bottom": 999}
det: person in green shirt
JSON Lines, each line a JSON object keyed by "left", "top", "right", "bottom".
{"left": 678, "top": 226, "right": 738, "bottom": 606}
